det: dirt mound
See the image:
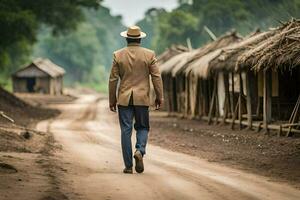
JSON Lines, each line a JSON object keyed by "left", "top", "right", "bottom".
{"left": 0, "top": 162, "right": 17, "bottom": 173}
{"left": 0, "top": 128, "right": 46, "bottom": 153}
{"left": 0, "top": 87, "right": 28, "bottom": 108}
{"left": 0, "top": 87, "right": 59, "bottom": 127}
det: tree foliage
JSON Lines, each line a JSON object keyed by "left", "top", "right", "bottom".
{"left": 0, "top": 0, "right": 101, "bottom": 86}
{"left": 2, "top": 0, "right": 300, "bottom": 91}
{"left": 33, "top": 6, "right": 125, "bottom": 91}
{"left": 138, "top": 0, "right": 300, "bottom": 53}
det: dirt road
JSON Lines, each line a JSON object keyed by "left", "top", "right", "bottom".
{"left": 37, "top": 94, "right": 300, "bottom": 200}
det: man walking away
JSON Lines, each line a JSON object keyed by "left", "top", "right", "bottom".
{"left": 109, "top": 26, "right": 163, "bottom": 174}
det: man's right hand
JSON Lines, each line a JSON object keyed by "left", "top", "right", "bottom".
{"left": 155, "top": 99, "right": 163, "bottom": 110}
{"left": 110, "top": 103, "right": 117, "bottom": 112}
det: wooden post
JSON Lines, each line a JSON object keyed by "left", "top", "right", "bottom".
{"left": 172, "top": 77, "right": 178, "bottom": 112}
{"left": 287, "top": 94, "right": 300, "bottom": 137}
{"left": 176, "top": 76, "right": 180, "bottom": 113}
{"left": 215, "top": 82, "right": 219, "bottom": 125}
{"left": 238, "top": 71, "right": 243, "bottom": 130}
{"left": 223, "top": 73, "right": 230, "bottom": 123}
{"left": 208, "top": 76, "right": 217, "bottom": 124}
{"left": 263, "top": 70, "right": 272, "bottom": 132}
{"left": 187, "top": 76, "right": 191, "bottom": 116}
{"left": 278, "top": 125, "right": 282, "bottom": 137}
{"left": 184, "top": 75, "right": 188, "bottom": 116}
{"left": 230, "top": 72, "right": 235, "bottom": 118}
{"left": 231, "top": 97, "right": 239, "bottom": 130}
{"left": 246, "top": 72, "right": 253, "bottom": 129}
{"left": 231, "top": 72, "right": 236, "bottom": 129}
{"left": 165, "top": 75, "right": 171, "bottom": 112}
{"left": 204, "top": 80, "right": 209, "bottom": 116}
{"left": 256, "top": 97, "right": 261, "bottom": 117}
{"left": 198, "top": 78, "right": 202, "bottom": 117}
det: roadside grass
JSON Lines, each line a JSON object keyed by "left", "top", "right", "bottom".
{"left": 0, "top": 77, "right": 12, "bottom": 92}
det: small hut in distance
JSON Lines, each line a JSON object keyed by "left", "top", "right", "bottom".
{"left": 12, "top": 58, "right": 65, "bottom": 95}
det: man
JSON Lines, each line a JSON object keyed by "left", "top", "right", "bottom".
{"left": 109, "top": 26, "right": 163, "bottom": 174}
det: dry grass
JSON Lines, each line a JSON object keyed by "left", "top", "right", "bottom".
{"left": 237, "top": 18, "right": 300, "bottom": 72}
{"left": 157, "top": 45, "right": 189, "bottom": 65}
{"left": 183, "top": 31, "right": 242, "bottom": 78}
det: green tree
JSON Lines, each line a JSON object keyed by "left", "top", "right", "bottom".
{"left": 155, "top": 10, "right": 198, "bottom": 53}
{"left": 140, "top": 0, "right": 300, "bottom": 54}
{"left": 33, "top": 6, "right": 125, "bottom": 92}
{"left": 137, "top": 8, "right": 166, "bottom": 49}
{"left": 0, "top": 0, "right": 101, "bottom": 87}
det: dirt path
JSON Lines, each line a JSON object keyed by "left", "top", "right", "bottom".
{"left": 36, "top": 94, "right": 300, "bottom": 200}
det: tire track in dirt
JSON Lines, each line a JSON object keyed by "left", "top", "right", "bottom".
{"left": 36, "top": 95, "right": 300, "bottom": 200}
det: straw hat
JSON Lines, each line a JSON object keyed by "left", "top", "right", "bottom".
{"left": 120, "top": 25, "right": 147, "bottom": 39}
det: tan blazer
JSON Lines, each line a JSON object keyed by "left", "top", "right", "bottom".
{"left": 109, "top": 43, "right": 163, "bottom": 106}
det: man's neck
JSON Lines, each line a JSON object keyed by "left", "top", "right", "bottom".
{"left": 127, "top": 42, "right": 141, "bottom": 47}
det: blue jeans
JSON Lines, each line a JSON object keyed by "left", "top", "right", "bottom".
{"left": 118, "top": 105, "right": 149, "bottom": 168}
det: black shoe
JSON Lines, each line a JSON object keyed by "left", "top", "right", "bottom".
{"left": 123, "top": 167, "right": 133, "bottom": 174}
{"left": 134, "top": 151, "right": 144, "bottom": 173}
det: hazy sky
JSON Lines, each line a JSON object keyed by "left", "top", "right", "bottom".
{"left": 102, "top": 0, "right": 179, "bottom": 26}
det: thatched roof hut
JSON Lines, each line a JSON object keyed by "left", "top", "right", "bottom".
{"left": 177, "top": 31, "right": 242, "bottom": 78}
{"left": 160, "top": 51, "right": 191, "bottom": 74}
{"left": 184, "top": 31, "right": 243, "bottom": 79}
{"left": 187, "top": 49, "right": 223, "bottom": 79}
{"left": 160, "top": 31, "right": 242, "bottom": 77}
{"left": 237, "top": 19, "right": 300, "bottom": 72}
{"left": 191, "top": 31, "right": 242, "bottom": 62}
{"left": 234, "top": 19, "right": 300, "bottom": 133}
{"left": 170, "top": 50, "right": 202, "bottom": 77}
{"left": 205, "top": 28, "right": 283, "bottom": 76}
{"left": 157, "top": 45, "right": 189, "bottom": 66}
{"left": 12, "top": 58, "right": 65, "bottom": 95}
{"left": 180, "top": 32, "right": 242, "bottom": 118}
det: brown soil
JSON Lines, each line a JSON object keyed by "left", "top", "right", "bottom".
{"left": 149, "top": 112, "right": 300, "bottom": 188}
{"left": 0, "top": 87, "right": 60, "bottom": 127}
{"left": 0, "top": 88, "right": 72, "bottom": 200}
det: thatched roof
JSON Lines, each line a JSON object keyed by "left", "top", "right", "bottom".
{"left": 183, "top": 31, "right": 242, "bottom": 79}
{"left": 13, "top": 58, "right": 65, "bottom": 78}
{"left": 170, "top": 49, "right": 203, "bottom": 77}
{"left": 157, "top": 45, "right": 189, "bottom": 65}
{"left": 191, "top": 31, "right": 242, "bottom": 62}
{"left": 160, "top": 51, "right": 191, "bottom": 75}
{"left": 209, "top": 30, "right": 278, "bottom": 73}
{"left": 237, "top": 19, "right": 300, "bottom": 72}
{"left": 188, "top": 49, "right": 223, "bottom": 79}
{"left": 161, "top": 31, "right": 242, "bottom": 77}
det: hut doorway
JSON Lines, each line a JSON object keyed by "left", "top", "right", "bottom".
{"left": 26, "top": 78, "right": 36, "bottom": 92}
{"left": 277, "top": 67, "right": 300, "bottom": 120}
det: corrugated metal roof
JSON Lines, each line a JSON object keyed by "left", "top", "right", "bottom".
{"left": 13, "top": 58, "right": 65, "bottom": 78}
